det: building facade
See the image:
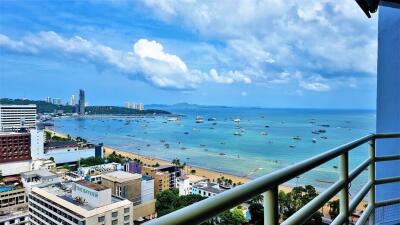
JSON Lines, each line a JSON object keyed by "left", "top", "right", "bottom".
{"left": 101, "top": 171, "right": 142, "bottom": 206}
{"left": 28, "top": 181, "right": 133, "bottom": 225}
{"left": 0, "top": 132, "right": 31, "bottom": 163}
{"left": 78, "top": 89, "right": 85, "bottom": 116}
{"left": 0, "top": 105, "right": 36, "bottom": 131}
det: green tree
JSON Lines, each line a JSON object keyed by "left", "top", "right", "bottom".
{"left": 329, "top": 199, "right": 340, "bottom": 220}
{"left": 48, "top": 157, "right": 55, "bottom": 162}
{"left": 248, "top": 202, "right": 264, "bottom": 225}
{"left": 219, "top": 208, "right": 246, "bottom": 225}
{"left": 63, "top": 164, "right": 71, "bottom": 171}
{"left": 156, "top": 189, "right": 206, "bottom": 217}
{"left": 278, "top": 185, "right": 322, "bottom": 225}
{"left": 80, "top": 156, "right": 105, "bottom": 166}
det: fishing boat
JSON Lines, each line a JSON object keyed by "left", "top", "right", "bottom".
{"left": 195, "top": 116, "right": 204, "bottom": 123}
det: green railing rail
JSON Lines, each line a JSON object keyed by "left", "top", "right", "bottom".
{"left": 144, "top": 133, "right": 400, "bottom": 225}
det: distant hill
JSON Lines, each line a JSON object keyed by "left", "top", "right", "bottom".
{"left": 0, "top": 98, "right": 170, "bottom": 115}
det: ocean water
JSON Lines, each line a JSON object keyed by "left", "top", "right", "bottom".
{"left": 53, "top": 106, "right": 375, "bottom": 194}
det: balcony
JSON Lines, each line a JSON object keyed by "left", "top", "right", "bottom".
{"left": 144, "top": 133, "right": 400, "bottom": 225}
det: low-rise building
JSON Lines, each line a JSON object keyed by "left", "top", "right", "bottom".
{"left": 28, "top": 180, "right": 133, "bottom": 225}
{"left": 0, "top": 184, "right": 29, "bottom": 225}
{"left": 101, "top": 171, "right": 142, "bottom": 206}
{"left": 77, "top": 163, "right": 123, "bottom": 183}
{"left": 191, "top": 181, "right": 230, "bottom": 198}
{"left": 178, "top": 175, "right": 208, "bottom": 196}
{"left": 141, "top": 167, "right": 169, "bottom": 195}
{"left": 20, "top": 169, "right": 62, "bottom": 194}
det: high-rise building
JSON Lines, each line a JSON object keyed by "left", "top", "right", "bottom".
{"left": 28, "top": 180, "right": 133, "bottom": 225}
{"left": 0, "top": 104, "right": 37, "bottom": 131}
{"left": 78, "top": 89, "right": 85, "bottom": 115}
{"left": 138, "top": 103, "right": 144, "bottom": 111}
{"left": 0, "top": 132, "right": 31, "bottom": 163}
{"left": 70, "top": 95, "right": 76, "bottom": 106}
{"left": 45, "top": 97, "right": 51, "bottom": 103}
{"left": 125, "top": 102, "right": 131, "bottom": 108}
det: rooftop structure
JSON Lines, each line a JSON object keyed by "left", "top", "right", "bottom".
{"left": 191, "top": 181, "right": 228, "bottom": 198}
{"left": 21, "top": 169, "right": 62, "bottom": 193}
{"left": 178, "top": 175, "right": 208, "bottom": 196}
{"left": 29, "top": 181, "right": 133, "bottom": 225}
{"left": 102, "top": 171, "right": 142, "bottom": 206}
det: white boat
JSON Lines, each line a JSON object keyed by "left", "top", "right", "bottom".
{"left": 234, "top": 132, "right": 242, "bottom": 136}
{"left": 167, "top": 116, "right": 179, "bottom": 121}
{"left": 195, "top": 116, "right": 204, "bottom": 123}
{"left": 233, "top": 118, "right": 241, "bottom": 123}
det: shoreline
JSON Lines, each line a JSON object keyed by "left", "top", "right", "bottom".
{"left": 48, "top": 128, "right": 367, "bottom": 216}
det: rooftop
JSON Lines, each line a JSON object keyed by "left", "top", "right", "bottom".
{"left": 44, "top": 140, "right": 78, "bottom": 149}
{"left": 0, "top": 132, "right": 30, "bottom": 136}
{"left": 193, "top": 182, "right": 225, "bottom": 194}
{"left": 102, "top": 171, "right": 142, "bottom": 182}
{"left": 179, "top": 174, "right": 207, "bottom": 183}
{"left": 75, "top": 180, "right": 109, "bottom": 191}
{"left": 35, "top": 182, "right": 130, "bottom": 214}
{"left": 21, "top": 169, "right": 58, "bottom": 180}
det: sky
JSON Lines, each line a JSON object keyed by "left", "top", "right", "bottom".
{"left": 0, "top": 0, "right": 378, "bottom": 109}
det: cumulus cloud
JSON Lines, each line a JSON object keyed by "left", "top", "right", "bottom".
{"left": 0, "top": 32, "right": 251, "bottom": 89}
{"left": 141, "top": 0, "right": 377, "bottom": 88}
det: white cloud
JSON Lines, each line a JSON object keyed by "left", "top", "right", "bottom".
{"left": 0, "top": 32, "right": 251, "bottom": 90}
{"left": 141, "top": 0, "right": 377, "bottom": 89}
{"left": 241, "top": 91, "right": 248, "bottom": 96}
{"left": 300, "top": 81, "right": 331, "bottom": 92}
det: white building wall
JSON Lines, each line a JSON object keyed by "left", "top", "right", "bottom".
{"left": 141, "top": 178, "right": 154, "bottom": 203}
{"left": 0, "top": 161, "right": 31, "bottom": 176}
{"left": 375, "top": 3, "right": 400, "bottom": 225}
{"left": 178, "top": 179, "right": 190, "bottom": 196}
{"left": 30, "top": 129, "right": 44, "bottom": 160}
{"left": 44, "top": 147, "right": 95, "bottom": 164}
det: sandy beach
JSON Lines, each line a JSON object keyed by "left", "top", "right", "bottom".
{"left": 48, "top": 129, "right": 366, "bottom": 218}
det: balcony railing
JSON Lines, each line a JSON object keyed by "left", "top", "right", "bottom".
{"left": 144, "top": 133, "right": 400, "bottom": 225}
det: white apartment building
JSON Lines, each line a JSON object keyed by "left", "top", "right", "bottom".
{"left": 0, "top": 104, "right": 37, "bottom": 131}
{"left": 28, "top": 180, "right": 133, "bottom": 225}
{"left": 178, "top": 175, "right": 208, "bottom": 196}
{"left": 191, "top": 181, "right": 229, "bottom": 198}
{"left": 21, "top": 169, "right": 63, "bottom": 194}
{"left": 141, "top": 176, "right": 154, "bottom": 203}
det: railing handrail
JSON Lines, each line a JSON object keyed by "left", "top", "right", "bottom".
{"left": 144, "top": 133, "right": 400, "bottom": 225}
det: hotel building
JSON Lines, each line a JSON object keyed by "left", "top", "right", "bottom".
{"left": 0, "top": 105, "right": 36, "bottom": 132}
{"left": 28, "top": 180, "right": 133, "bottom": 225}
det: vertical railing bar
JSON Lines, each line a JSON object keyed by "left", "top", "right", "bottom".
{"left": 339, "top": 152, "right": 349, "bottom": 225}
{"left": 369, "top": 138, "right": 376, "bottom": 225}
{"left": 264, "top": 186, "right": 278, "bottom": 225}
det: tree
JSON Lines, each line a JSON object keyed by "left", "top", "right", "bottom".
{"left": 63, "top": 164, "right": 71, "bottom": 171}
{"left": 278, "top": 185, "right": 322, "bottom": 225}
{"left": 48, "top": 157, "right": 55, "bottom": 162}
{"left": 80, "top": 156, "right": 105, "bottom": 166}
{"left": 219, "top": 208, "right": 246, "bottom": 225}
{"left": 248, "top": 203, "right": 263, "bottom": 225}
{"left": 190, "top": 169, "right": 196, "bottom": 174}
{"left": 329, "top": 199, "right": 340, "bottom": 220}
{"left": 155, "top": 189, "right": 205, "bottom": 217}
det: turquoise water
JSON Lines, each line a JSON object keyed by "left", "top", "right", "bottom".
{"left": 54, "top": 107, "right": 375, "bottom": 194}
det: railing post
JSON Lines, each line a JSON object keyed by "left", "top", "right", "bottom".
{"left": 369, "top": 139, "right": 376, "bottom": 225}
{"left": 264, "top": 186, "right": 278, "bottom": 225}
{"left": 339, "top": 152, "right": 349, "bottom": 225}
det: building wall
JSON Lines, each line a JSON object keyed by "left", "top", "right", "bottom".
{"left": 0, "top": 160, "right": 31, "bottom": 176}
{"left": 44, "top": 147, "right": 95, "bottom": 164}
{"left": 30, "top": 129, "right": 44, "bottom": 160}
{"left": 0, "top": 188, "right": 27, "bottom": 215}
{"left": 132, "top": 200, "right": 156, "bottom": 221}
{"left": 375, "top": 3, "right": 400, "bottom": 225}
{"left": 0, "top": 132, "right": 31, "bottom": 163}
{"left": 0, "top": 105, "right": 36, "bottom": 131}
{"left": 141, "top": 178, "right": 154, "bottom": 203}
{"left": 101, "top": 178, "right": 141, "bottom": 205}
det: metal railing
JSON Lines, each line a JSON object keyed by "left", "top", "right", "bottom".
{"left": 144, "top": 133, "right": 400, "bottom": 225}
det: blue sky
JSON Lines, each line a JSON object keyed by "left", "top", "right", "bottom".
{"left": 0, "top": 0, "right": 378, "bottom": 109}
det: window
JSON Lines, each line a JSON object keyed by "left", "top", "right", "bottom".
{"left": 112, "top": 211, "right": 118, "bottom": 217}
{"left": 124, "top": 207, "right": 130, "bottom": 213}
{"left": 112, "top": 219, "right": 118, "bottom": 225}
{"left": 98, "top": 216, "right": 105, "bottom": 222}
{"left": 124, "top": 215, "right": 130, "bottom": 221}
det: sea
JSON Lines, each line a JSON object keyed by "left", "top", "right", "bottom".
{"left": 53, "top": 106, "right": 375, "bottom": 195}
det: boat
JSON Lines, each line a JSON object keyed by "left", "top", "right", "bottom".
{"left": 184, "top": 132, "right": 189, "bottom": 135}
{"left": 333, "top": 165, "right": 338, "bottom": 169}
{"left": 265, "top": 125, "right": 270, "bottom": 128}
{"left": 289, "top": 145, "right": 295, "bottom": 148}
{"left": 167, "top": 116, "right": 179, "bottom": 122}
{"left": 233, "top": 118, "right": 241, "bottom": 123}
{"left": 260, "top": 131, "right": 268, "bottom": 135}
{"left": 321, "top": 136, "right": 328, "bottom": 139}
{"left": 312, "top": 138, "right": 317, "bottom": 143}
{"left": 234, "top": 132, "right": 242, "bottom": 136}
{"left": 319, "top": 124, "right": 330, "bottom": 127}
{"left": 212, "top": 122, "right": 217, "bottom": 125}
{"left": 195, "top": 116, "right": 204, "bottom": 123}
{"left": 318, "top": 129, "right": 326, "bottom": 133}
{"left": 312, "top": 130, "right": 320, "bottom": 134}
{"left": 219, "top": 153, "right": 226, "bottom": 156}
{"left": 293, "top": 136, "right": 301, "bottom": 140}
{"left": 208, "top": 117, "right": 217, "bottom": 121}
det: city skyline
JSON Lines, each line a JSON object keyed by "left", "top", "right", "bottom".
{"left": 0, "top": 1, "right": 377, "bottom": 109}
